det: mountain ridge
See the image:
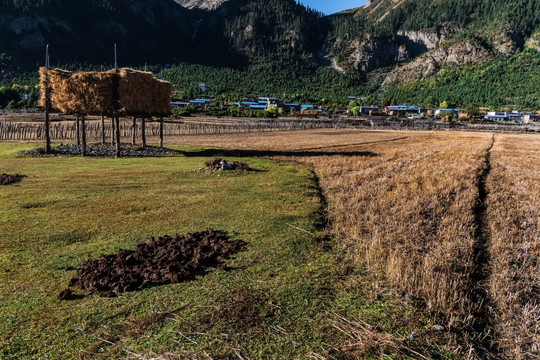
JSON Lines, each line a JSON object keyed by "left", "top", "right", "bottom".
{"left": 0, "top": 0, "right": 539, "bottom": 108}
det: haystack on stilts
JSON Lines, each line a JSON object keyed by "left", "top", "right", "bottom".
{"left": 39, "top": 67, "right": 172, "bottom": 157}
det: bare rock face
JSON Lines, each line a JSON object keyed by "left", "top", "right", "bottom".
{"left": 384, "top": 41, "right": 492, "bottom": 85}
{"left": 525, "top": 32, "right": 540, "bottom": 52}
{"left": 397, "top": 30, "right": 447, "bottom": 51}
{"left": 174, "top": 0, "right": 228, "bottom": 10}
{"left": 396, "top": 25, "right": 460, "bottom": 56}
{"left": 342, "top": 36, "right": 401, "bottom": 73}
{"left": 492, "top": 31, "right": 517, "bottom": 55}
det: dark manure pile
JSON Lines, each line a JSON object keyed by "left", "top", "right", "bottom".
{"left": 0, "top": 173, "right": 26, "bottom": 185}
{"left": 63, "top": 229, "right": 245, "bottom": 298}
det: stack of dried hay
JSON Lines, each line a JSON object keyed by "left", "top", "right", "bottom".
{"left": 117, "top": 68, "right": 155, "bottom": 115}
{"left": 39, "top": 67, "right": 172, "bottom": 116}
{"left": 153, "top": 80, "right": 174, "bottom": 116}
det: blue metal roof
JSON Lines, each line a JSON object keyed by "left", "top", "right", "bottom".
{"left": 190, "top": 99, "right": 210, "bottom": 104}
{"left": 387, "top": 105, "right": 408, "bottom": 111}
{"left": 284, "top": 103, "right": 299, "bottom": 106}
{"left": 301, "top": 104, "right": 314, "bottom": 109}
{"left": 437, "top": 108, "right": 460, "bottom": 112}
{"left": 240, "top": 101, "right": 259, "bottom": 105}
{"left": 249, "top": 105, "right": 268, "bottom": 109}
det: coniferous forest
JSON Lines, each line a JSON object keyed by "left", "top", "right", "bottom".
{"left": 0, "top": 0, "right": 539, "bottom": 109}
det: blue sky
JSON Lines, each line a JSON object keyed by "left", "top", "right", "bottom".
{"left": 298, "top": 0, "right": 368, "bottom": 15}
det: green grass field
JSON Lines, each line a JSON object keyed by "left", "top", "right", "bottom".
{"left": 0, "top": 142, "right": 449, "bottom": 359}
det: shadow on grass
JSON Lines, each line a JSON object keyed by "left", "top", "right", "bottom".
{"left": 178, "top": 148, "right": 378, "bottom": 158}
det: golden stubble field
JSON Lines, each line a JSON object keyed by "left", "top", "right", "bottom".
{"left": 172, "top": 129, "right": 539, "bottom": 359}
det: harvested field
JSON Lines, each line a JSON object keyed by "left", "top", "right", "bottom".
{"left": 486, "top": 134, "right": 540, "bottom": 358}
{"left": 0, "top": 173, "right": 26, "bottom": 185}
{"left": 67, "top": 229, "right": 245, "bottom": 297}
{"left": 174, "top": 129, "right": 540, "bottom": 358}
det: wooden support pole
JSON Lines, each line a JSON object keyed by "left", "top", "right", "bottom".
{"left": 132, "top": 116, "right": 136, "bottom": 146}
{"left": 100, "top": 115, "right": 105, "bottom": 144}
{"left": 75, "top": 116, "right": 80, "bottom": 145}
{"left": 81, "top": 115, "right": 87, "bottom": 157}
{"left": 141, "top": 117, "right": 146, "bottom": 148}
{"left": 45, "top": 107, "right": 51, "bottom": 154}
{"left": 159, "top": 117, "right": 164, "bottom": 148}
{"left": 111, "top": 117, "right": 115, "bottom": 146}
{"left": 44, "top": 44, "right": 51, "bottom": 154}
{"left": 115, "top": 115, "right": 120, "bottom": 157}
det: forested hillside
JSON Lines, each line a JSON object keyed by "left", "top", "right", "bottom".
{"left": 0, "top": 0, "right": 195, "bottom": 72}
{"left": 0, "top": 0, "right": 539, "bottom": 109}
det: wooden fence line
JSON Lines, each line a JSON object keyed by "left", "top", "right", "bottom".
{"left": 0, "top": 120, "right": 342, "bottom": 141}
{"left": 2, "top": 119, "right": 538, "bottom": 141}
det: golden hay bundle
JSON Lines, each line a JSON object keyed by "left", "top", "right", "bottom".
{"left": 116, "top": 68, "right": 156, "bottom": 115}
{"left": 39, "top": 67, "right": 73, "bottom": 110}
{"left": 39, "top": 67, "right": 172, "bottom": 116}
{"left": 152, "top": 79, "right": 173, "bottom": 116}
{"left": 38, "top": 67, "right": 49, "bottom": 108}
{"left": 68, "top": 71, "right": 115, "bottom": 115}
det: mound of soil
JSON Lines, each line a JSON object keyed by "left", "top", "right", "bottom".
{"left": 66, "top": 229, "right": 245, "bottom": 297}
{"left": 22, "top": 144, "right": 180, "bottom": 157}
{"left": 205, "top": 157, "right": 253, "bottom": 171}
{"left": 0, "top": 173, "right": 26, "bottom": 185}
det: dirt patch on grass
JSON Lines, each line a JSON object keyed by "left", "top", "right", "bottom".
{"left": 202, "top": 288, "right": 272, "bottom": 333}
{"left": 0, "top": 173, "right": 26, "bottom": 185}
{"left": 204, "top": 157, "right": 254, "bottom": 171}
{"left": 64, "top": 229, "right": 245, "bottom": 298}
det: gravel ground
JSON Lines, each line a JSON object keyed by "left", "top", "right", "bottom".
{"left": 21, "top": 144, "right": 181, "bottom": 157}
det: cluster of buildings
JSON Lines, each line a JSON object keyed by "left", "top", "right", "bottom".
{"left": 377, "top": 104, "right": 540, "bottom": 123}
{"left": 171, "top": 97, "right": 322, "bottom": 115}
{"left": 485, "top": 111, "right": 540, "bottom": 123}
{"left": 171, "top": 97, "right": 540, "bottom": 123}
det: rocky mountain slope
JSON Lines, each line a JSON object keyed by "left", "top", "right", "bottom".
{"left": 327, "top": 0, "right": 539, "bottom": 85}
{"left": 174, "top": 0, "right": 229, "bottom": 10}
{"left": 0, "top": 0, "right": 538, "bottom": 107}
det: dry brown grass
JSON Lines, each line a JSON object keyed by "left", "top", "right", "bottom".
{"left": 137, "top": 128, "right": 539, "bottom": 357}
{"left": 486, "top": 134, "right": 540, "bottom": 359}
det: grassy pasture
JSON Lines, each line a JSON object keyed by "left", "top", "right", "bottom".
{"left": 0, "top": 143, "right": 334, "bottom": 359}
{"left": 1, "top": 128, "right": 538, "bottom": 359}
{"left": 0, "top": 140, "right": 432, "bottom": 360}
